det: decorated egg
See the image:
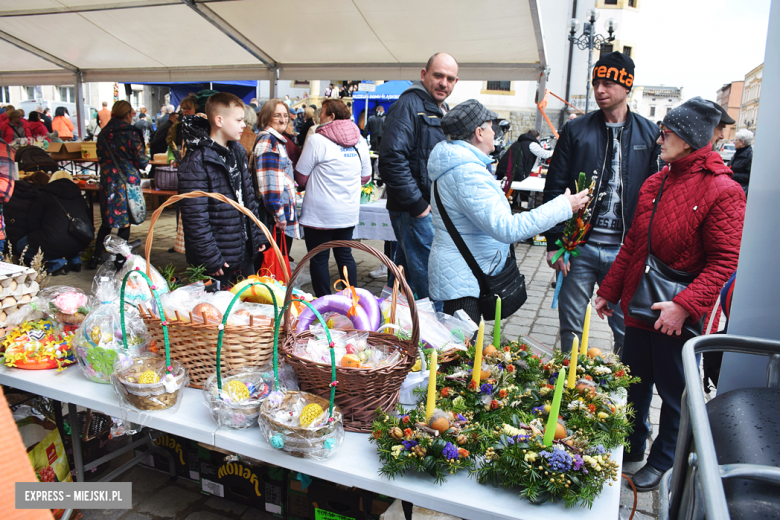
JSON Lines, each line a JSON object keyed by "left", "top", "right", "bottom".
{"left": 576, "top": 382, "right": 597, "bottom": 398}
{"left": 483, "top": 345, "right": 498, "bottom": 356}
{"left": 345, "top": 343, "right": 357, "bottom": 355}
{"left": 341, "top": 354, "right": 361, "bottom": 368}
{"left": 428, "top": 410, "right": 451, "bottom": 435}
{"left": 587, "top": 347, "right": 602, "bottom": 358}
{"left": 479, "top": 365, "right": 491, "bottom": 380}
{"left": 299, "top": 403, "right": 324, "bottom": 427}
{"left": 139, "top": 370, "right": 160, "bottom": 385}
{"left": 225, "top": 380, "right": 250, "bottom": 401}
{"left": 192, "top": 303, "right": 223, "bottom": 323}
{"left": 555, "top": 422, "right": 567, "bottom": 440}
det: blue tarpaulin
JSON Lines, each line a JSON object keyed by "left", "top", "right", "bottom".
{"left": 138, "top": 81, "right": 257, "bottom": 107}
{"left": 351, "top": 80, "right": 412, "bottom": 121}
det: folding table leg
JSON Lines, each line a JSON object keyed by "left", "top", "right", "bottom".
{"left": 67, "top": 403, "right": 85, "bottom": 483}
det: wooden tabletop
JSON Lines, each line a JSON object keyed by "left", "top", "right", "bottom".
{"left": 81, "top": 184, "right": 177, "bottom": 197}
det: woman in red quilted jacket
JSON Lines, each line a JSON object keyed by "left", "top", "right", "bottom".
{"left": 594, "top": 98, "right": 746, "bottom": 491}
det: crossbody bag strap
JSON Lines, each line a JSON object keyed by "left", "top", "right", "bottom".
{"left": 432, "top": 179, "right": 491, "bottom": 294}
{"left": 647, "top": 173, "right": 668, "bottom": 256}
{"left": 49, "top": 194, "right": 73, "bottom": 221}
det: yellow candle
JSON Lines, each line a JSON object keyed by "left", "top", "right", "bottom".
{"left": 567, "top": 336, "right": 579, "bottom": 389}
{"left": 580, "top": 303, "right": 592, "bottom": 357}
{"left": 425, "top": 349, "right": 438, "bottom": 420}
{"left": 472, "top": 320, "right": 485, "bottom": 387}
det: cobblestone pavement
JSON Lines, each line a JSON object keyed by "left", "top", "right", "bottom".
{"left": 52, "top": 211, "right": 659, "bottom": 519}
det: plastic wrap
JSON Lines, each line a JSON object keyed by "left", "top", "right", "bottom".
{"left": 203, "top": 368, "right": 274, "bottom": 429}
{"left": 258, "top": 391, "right": 344, "bottom": 459}
{"left": 36, "top": 286, "right": 91, "bottom": 329}
{"left": 111, "top": 355, "right": 188, "bottom": 412}
{"left": 105, "top": 236, "right": 170, "bottom": 304}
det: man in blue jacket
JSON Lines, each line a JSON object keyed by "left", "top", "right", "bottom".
{"left": 542, "top": 52, "right": 661, "bottom": 359}
{"left": 379, "top": 53, "right": 459, "bottom": 305}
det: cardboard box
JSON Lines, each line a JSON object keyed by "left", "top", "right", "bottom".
{"left": 135, "top": 432, "right": 202, "bottom": 481}
{"left": 287, "top": 472, "right": 392, "bottom": 520}
{"left": 199, "top": 446, "right": 287, "bottom": 517}
{"left": 81, "top": 141, "right": 97, "bottom": 159}
{"left": 49, "top": 142, "right": 82, "bottom": 160}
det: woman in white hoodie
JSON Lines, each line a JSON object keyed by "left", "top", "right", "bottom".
{"left": 295, "top": 99, "right": 371, "bottom": 297}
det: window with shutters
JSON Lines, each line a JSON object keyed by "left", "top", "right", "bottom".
{"left": 622, "top": 46, "right": 632, "bottom": 58}
{"left": 481, "top": 81, "right": 514, "bottom": 95}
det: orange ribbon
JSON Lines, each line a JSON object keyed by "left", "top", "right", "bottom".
{"left": 333, "top": 266, "right": 360, "bottom": 318}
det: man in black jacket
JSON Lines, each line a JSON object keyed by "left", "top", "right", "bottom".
{"left": 379, "top": 52, "right": 458, "bottom": 305}
{"left": 177, "top": 94, "right": 268, "bottom": 286}
{"left": 363, "top": 105, "right": 386, "bottom": 151}
{"left": 542, "top": 52, "right": 661, "bottom": 358}
{"left": 730, "top": 128, "right": 753, "bottom": 195}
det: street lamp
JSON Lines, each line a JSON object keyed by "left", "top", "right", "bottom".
{"left": 568, "top": 8, "right": 617, "bottom": 114}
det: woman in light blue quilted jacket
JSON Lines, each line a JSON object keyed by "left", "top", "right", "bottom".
{"left": 428, "top": 99, "right": 589, "bottom": 322}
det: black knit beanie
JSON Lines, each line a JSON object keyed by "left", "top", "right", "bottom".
{"left": 592, "top": 51, "right": 635, "bottom": 91}
{"left": 662, "top": 97, "right": 720, "bottom": 151}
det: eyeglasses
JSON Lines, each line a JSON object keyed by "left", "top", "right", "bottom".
{"left": 272, "top": 114, "right": 289, "bottom": 121}
{"left": 659, "top": 129, "right": 674, "bottom": 142}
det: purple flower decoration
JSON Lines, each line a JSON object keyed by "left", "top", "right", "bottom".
{"left": 480, "top": 383, "right": 493, "bottom": 395}
{"left": 456, "top": 414, "right": 467, "bottom": 422}
{"left": 401, "top": 440, "right": 418, "bottom": 450}
{"left": 532, "top": 406, "right": 546, "bottom": 416}
{"left": 442, "top": 442, "right": 459, "bottom": 460}
{"left": 540, "top": 449, "right": 572, "bottom": 472}
{"left": 572, "top": 453, "right": 584, "bottom": 471}
{"left": 497, "top": 365, "right": 505, "bottom": 371}
{"left": 590, "top": 444, "right": 606, "bottom": 455}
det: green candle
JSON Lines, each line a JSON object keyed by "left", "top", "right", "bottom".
{"left": 493, "top": 296, "right": 502, "bottom": 348}
{"left": 543, "top": 366, "right": 566, "bottom": 447}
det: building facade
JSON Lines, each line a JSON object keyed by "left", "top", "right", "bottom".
{"left": 738, "top": 63, "right": 762, "bottom": 134}
{"left": 628, "top": 85, "right": 683, "bottom": 122}
{"left": 716, "top": 81, "right": 743, "bottom": 142}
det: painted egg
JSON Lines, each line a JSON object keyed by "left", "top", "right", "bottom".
{"left": 299, "top": 403, "right": 324, "bottom": 428}
{"left": 225, "top": 380, "right": 250, "bottom": 401}
{"left": 139, "top": 370, "right": 160, "bottom": 385}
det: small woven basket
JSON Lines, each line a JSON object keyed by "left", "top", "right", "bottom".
{"left": 280, "top": 241, "right": 420, "bottom": 433}
{"left": 137, "top": 191, "right": 288, "bottom": 388}
{"left": 259, "top": 299, "right": 344, "bottom": 459}
{"left": 204, "top": 282, "right": 280, "bottom": 429}
{"left": 113, "top": 270, "right": 187, "bottom": 411}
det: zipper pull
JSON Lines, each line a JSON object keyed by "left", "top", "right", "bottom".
{"left": 645, "top": 265, "right": 651, "bottom": 274}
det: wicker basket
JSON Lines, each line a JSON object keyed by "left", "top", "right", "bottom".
{"left": 138, "top": 191, "right": 288, "bottom": 389}
{"left": 280, "top": 241, "right": 420, "bottom": 433}
{"left": 154, "top": 165, "right": 178, "bottom": 190}
{"left": 259, "top": 299, "right": 344, "bottom": 459}
{"left": 112, "top": 270, "right": 188, "bottom": 411}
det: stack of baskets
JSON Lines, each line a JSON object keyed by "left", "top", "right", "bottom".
{"left": 135, "top": 191, "right": 288, "bottom": 388}
{"left": 280, "top": 241, "right": 420, "bottom": 433}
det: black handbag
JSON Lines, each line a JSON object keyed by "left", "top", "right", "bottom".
{"left": 627, "top": 174, "right": 705, "bottom": 338}
{"left": 433, "top": 180, "right": 527, "bottom": 319}
{"left": 52, "top": 195, "right": 95, "bottom": 244}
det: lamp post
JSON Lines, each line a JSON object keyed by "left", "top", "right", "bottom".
{"left": 568, "top": 8, "right": 617, "bottom": 114}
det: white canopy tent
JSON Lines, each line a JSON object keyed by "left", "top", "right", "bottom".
{"left": 0, "top": 0, "right": 548, "bottom": 135}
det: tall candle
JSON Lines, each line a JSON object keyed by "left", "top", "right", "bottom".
{"left": 425, "top": 349, "right": 438, "bottom": 420}
{"left": 580, "top": 303, "right": 592, "bottom": 357}
{"left": 493, "top": 296, "right": 502, "bottom": 348}
{"left": 567, "top": 336, "right": 579, "bottom": 389}
{"left": 543, "top": 366, "right": 566, "bottom": 447}
{"left": 471, "top": 320, "right": 485, "bottom": 387}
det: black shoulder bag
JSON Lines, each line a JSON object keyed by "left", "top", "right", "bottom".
{"left": 433, "top": 180, "right": 527, "bottom": 319}
{"left": 627, "top": 174, "right": 706, "bottom": 338}
{"left": 51, "top": 195, "right": 95, "bottom": 244}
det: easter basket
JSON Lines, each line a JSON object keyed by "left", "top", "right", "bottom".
{"left": 203, "top": 282, "right": 280, "bottom": 429}
{"left": 136, "top": 191, "right": 289, "bottom": 388}
{"left": 112, "top": 271, "right": 188, "bottom": 411}
{"left": 259, "top": 300, "right": 344, "bottom": 459}
{"left": 279, "top": 241, "right": 419, "bottom": 433}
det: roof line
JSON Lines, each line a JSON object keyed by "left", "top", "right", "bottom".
{"left": 350, "top": 0, "right": 399, "bottom": 64}
{"left": 181, "top": 0, "right": 276, "bottom": 69}
{"left": 527, "top": 0, "right": 547, "bottom": 70}
{"left": 0, "top": 0, "right": 185, "bottom": 17}
{"left": 0, "top": 30, "right": 79, "bottom": 73}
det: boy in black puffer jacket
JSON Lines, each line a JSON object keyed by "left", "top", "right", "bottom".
{"left": 177, "top": 93, "right": 268, "bottom": 287}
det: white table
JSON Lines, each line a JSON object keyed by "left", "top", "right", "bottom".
{"left": 355, "top": 199, "right": 396, "bottom": 241}
{"left": 0, "top": 364, "right": 622, "bottom": 520}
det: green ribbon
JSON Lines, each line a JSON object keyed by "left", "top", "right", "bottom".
{"left": 550, "top": 239, "right": 582, "bottom": 265}
{"left": 120, "top": 270, "right": 171, "bottom": 373}
{"left": 215, "top": 282, "right": 278, "bottom": 390}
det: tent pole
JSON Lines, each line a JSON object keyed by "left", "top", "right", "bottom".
{"left": 271, "top": 67, "right": 279, "bottom": 99}
{"left": 75, "top": 71, "right": 86, "bottom": 141}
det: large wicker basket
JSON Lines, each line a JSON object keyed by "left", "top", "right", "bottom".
{"left": 138, "top": 191, "right": 288, "bottom": 389}
{"left": 280, "top": 241, "right": 420, "bottom": 433}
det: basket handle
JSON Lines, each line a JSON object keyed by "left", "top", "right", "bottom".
{"left": 120, "top": 270, "right": 173, "bottom": 375}
{"left": 281, "top": 240, "right": 420, "bottom": 350}
{"left": 273, "top": 299, "right": 336, "bottom": 420}
{"left": 215, "top": 282, "right": 279, "bottom": 390}
{"left": 143, "top": 190, "right": 289, "bottom": 283}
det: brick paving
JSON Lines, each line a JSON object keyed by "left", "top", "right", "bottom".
{"left": 51, "top": 208, "right": 660, "bottom": 519}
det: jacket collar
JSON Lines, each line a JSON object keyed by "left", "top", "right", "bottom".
{"left": 452, "top": 140, "right": 493, "bottom": 167}
{"left": 667, "top": 145, "right": 732, "bottom": 178}
{"left": 262, "top": 127, "right": 287, "bottom": 143}
{"left": 403, "top": 82, "right": 448, "bottom": 115}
